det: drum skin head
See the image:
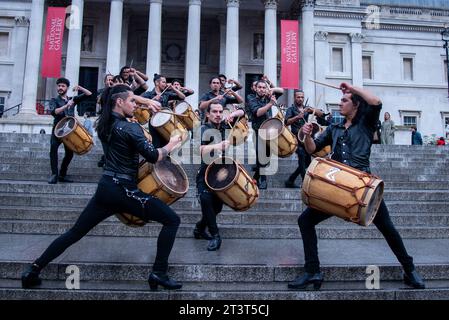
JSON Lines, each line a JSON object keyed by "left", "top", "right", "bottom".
{"left": 150, "top": 111, "right": 171, "bottom": 127}
{"left": 154, "top": 158, "right": 189, "bottom": 194}
{"left": 259, "top": 118, "right": 283, "bottom": 140}
{"left": 175, "top": 101, "right": 189, "bottom": 114}
{"left": 55, "top": 117, "right": 76, "bottom": 138}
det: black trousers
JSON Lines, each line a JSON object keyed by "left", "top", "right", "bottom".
{"left": 34, "top": 176, "right": 180, "bottom": 274}
{"left": 297, "top": 200, "right": 415, "bottom": 274}
{"left": 254, "top": 129, "right": 270, "bottom": 178}
{"left": 50, "top": 133, "right": 74, "bottom": 176}
{"left": 196, "top": 181, "right": 223, "bottom": 236}
{"left": 287, "top": 144, "right": 311, "bottom": 183}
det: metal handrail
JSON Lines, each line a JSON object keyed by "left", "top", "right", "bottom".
{"left": 0, "top": 103, "right": 21, "bottom": 118}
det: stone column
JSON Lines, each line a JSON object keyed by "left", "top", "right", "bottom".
{"left": 350, "top": 32, "right": 365, "bottom": 87}
{"left": 146, "top": 0, "right": 163, "bottom": 78}
{"left": 218, "top": 14, "right": 226, "bottom": 75}
{"left": 120, "top": 9, "right": 131, "bottom": 68}
{"left": 314, "top": 31, "right": 328, "bottom": 106}
{"left": 225, "top": 0, "right": 239, "bottom": 81}
{"left": 106, "top": 0, "right": 123, "bottom": 75}
{"left": 21, "top": 0, "right": 45, "bottom": 116}
{"left": 301, "top": 0, "right": 315, "bottom": 100}
{"left": 11, "top": 16, "right": 30, "bottom": 107}
{"left": 184, "top": 0, "right": 201, "bottom": 108}
{"left": 65, "top": 0, "right": 84, "bottom": 115}
{"left": 263, "top": 0, "right": 278, "bottom": 86}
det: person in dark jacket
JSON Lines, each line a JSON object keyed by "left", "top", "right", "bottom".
{"left": 21, "top": 85, "right": 183, "bottom": 291}
{"left": 411, "top": 125, "right": 423, "bottom": 145}
{"left": 48, "top": 78, "right": 92, "bottom": 184}
{"left": 288, "top": 82, "right": 425, "bottom": 291}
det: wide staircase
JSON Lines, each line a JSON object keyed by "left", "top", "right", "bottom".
{"left": 0, "top": 132, "right": 449, "bottom": 300}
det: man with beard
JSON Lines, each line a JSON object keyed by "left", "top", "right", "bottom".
{"left": 48, "top": 78, "right": 92, "bottom": 184}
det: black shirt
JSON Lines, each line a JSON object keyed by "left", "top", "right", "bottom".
{"left": 49, "top": 94, "right": 89, "bottom": 128}
{"left": 314, "top": 103, "right": 382, "bottom": 172}
{"left": 196, "top": 121, "right": 234, "bottom": 188}
{"left": 284, "top": 104, "right": 310, "bottom": 136}
{"left": 247, "top": 92, "right": 282, "bottom": 130}
{"left": 103, "top": 112, "right": 160, "bottom": 180}
{"left": 141, "top": 88, "right": 181, "bottom": 109}
{"left": 199, "top": 90, "right": 239, "bottom": 122}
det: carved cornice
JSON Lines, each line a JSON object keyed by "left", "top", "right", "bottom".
{"left": 263, "top": 0, "right": 278, "bottom": 10}
{"left": 226, "top": 0, "right": 240, "bottom": 8}
{"left": 315, "top": 10, "right": 365, "bottom": 20}
{"left": 301, "top": 0, "right": 315, "bottom": 9}
{"left": 14, "top": 16, "right": 30, "bottom": 27}
{"left": 350, "top": 32, "right": 365, "bottom": 43}
{"left": 314, "top": 31, "right": 328, "bottom": 41}
{"left": 371, "top": 23, "right": 448, "bottom": 33}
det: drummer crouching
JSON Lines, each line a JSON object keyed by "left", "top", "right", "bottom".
{"left": 288, "top": 82, "right": 425, "bottom": 290}
{"left": 195, "top": 103, "right": 244, "bottom": 251}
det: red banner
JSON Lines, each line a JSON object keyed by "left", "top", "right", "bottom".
{"left": 41, "top": 7, "right": 66, "bottom": 78}
{"left": 280, "top": 20, "right": 300, "bottom": 89}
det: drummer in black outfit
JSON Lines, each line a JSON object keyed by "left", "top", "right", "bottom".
{"left": 195, "top": 103, "right": 244, "bottom": 251}
{"left": 21, "top": 84, "right": 183, "bottom": 291}
{"left": 141, "top": 74, "right": 186, "bottom": 148}
{"left": 288, "top": 82, "right": 425, "bottom": 290}
{"left": 48, "top": 78, "right": 92, "bottom": 184}
{"left": 168, "top": 79, "right": 194, "bottom": 109}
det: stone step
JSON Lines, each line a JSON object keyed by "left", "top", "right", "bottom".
{"left": 1, "top": 192, "right": 448, "bottom": 212}
{"left": 1, "top": 219, "right": 448, "bottom": 239}
{"left": 1, "top": 180, "right": 448, "bottom": 201}
{"left": 1, "top": 205, "right": 448, "bottom": 227}
{"left": 1, "top": 279, "right": 448, "bottom": 300}
{"left": 3, "top": 162, "right": 449, "bottom": 176}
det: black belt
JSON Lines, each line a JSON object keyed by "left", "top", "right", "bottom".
{"left": 103, "top": 170, "right": 135, "bottom": 181}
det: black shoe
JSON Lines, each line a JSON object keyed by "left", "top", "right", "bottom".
{"left": 285, "top": 180, "right": 301, "bottom": 188}
{"left": 21, "top": 264, "right": 42, "bottom": 289}
{"left": 193, "top": 227, "right": 212, "bottom": 240}
{"left": 58, "top": 176, "right": 73, "bottom": 183}
{"left": 207, "top": 234, "right": 222, "bottom": 251}
{"left": 403, "top": 270, "right": 425, "bottom": 289}
{"left": 258, "top": 176, "right": 267, "bottom": 190}
{"left": 48, "top": 174, "right": 58, "bottom": 184}
{"left": 148, "top": 272, "right": 182, "bottom": 291}
{"left": 288, "top": 272, "right": 323, "bottom": 290}
{"left": 97, "top": 160, "right": 105, "bottom": 168}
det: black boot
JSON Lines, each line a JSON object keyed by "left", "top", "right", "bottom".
{"left": 48, "top": 174, "right": 58, "bottom": 184}
{"left": 193, "top": 225, "right": 212, "bottom": 240}
{"left": 207, "top": 234, "right": 222, "bottom": 251}
{"left": 58, "top": 175, "right": 73, "bottom": 183}
{"left": 285, "top": 179, "right": 301, "bottom": 188}
{"left": 258, "top": 175, "right": 267, "bottom": 190}
{"left": 148, "top": 272, "right": 182, "bottom": 291}
{"left": 288, "top": 272, "right": 323, "bottom": 290}
{"left": 21, "top": 263, "right": 42, "bottom": 289}
{"left": 403, "top": 270, "right": 425, "bottom": 289}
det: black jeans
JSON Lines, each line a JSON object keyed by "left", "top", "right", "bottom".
{"left": 287, "top": 144, "right": 311, "bottom": 183}
{"left": 50, "top": 133, "right": 74, "bottom": 176}
{"left": 196, "top": 181, "right": 223, "bottom": 236}
{"left": 297, "top": 200, "right": 415, "bottom": 274}
{"left": 34, "top": 175, "right": 180, "bottom": 273}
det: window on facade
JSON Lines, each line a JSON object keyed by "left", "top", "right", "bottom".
{"left": 332, "top": 48, "right": 344, "bottom": 72}
{"left": 0, "top": 32, "right": 9, "bottom": 57}
{"left": 0, "top": 96, "right": 5, "bottom": 118}
{"left": 403, "top": 58, "right": 414, "bottom": 81}
{"left": 403, "top": 115, "right": 417, "bottom": 127}
{"left": 444, "top": 60, "right": 448, "bottom": 83}
{"left": 362, "top": 56, "right": 372, "bottom": 79}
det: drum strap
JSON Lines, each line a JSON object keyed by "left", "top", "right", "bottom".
{"left": 112, "top": 177, "right": 150, "bottom": 209}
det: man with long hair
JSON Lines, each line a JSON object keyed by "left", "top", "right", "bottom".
{"left": 21, "top": 85, "right": 184, "bottom": 291}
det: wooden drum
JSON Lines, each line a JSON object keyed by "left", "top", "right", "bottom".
{"left": 54, "top": 116, "right": 93, "bottom": 155}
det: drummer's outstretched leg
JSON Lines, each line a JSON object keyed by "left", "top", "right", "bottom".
{"left": 373, "top": 200, "right": 425, "bottom": 289}
{"left": 199, "top": 190, "right": 222, "bottom": 251}
{"left": 288, "top": 208, "right": 331, "bottom": 290}
{"left": 21, "top": 196, "right": 111, "bottom": 288}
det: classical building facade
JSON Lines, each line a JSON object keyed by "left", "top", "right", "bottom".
{"left": 0, "top": 0, "right": 448, "bottom": 142}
